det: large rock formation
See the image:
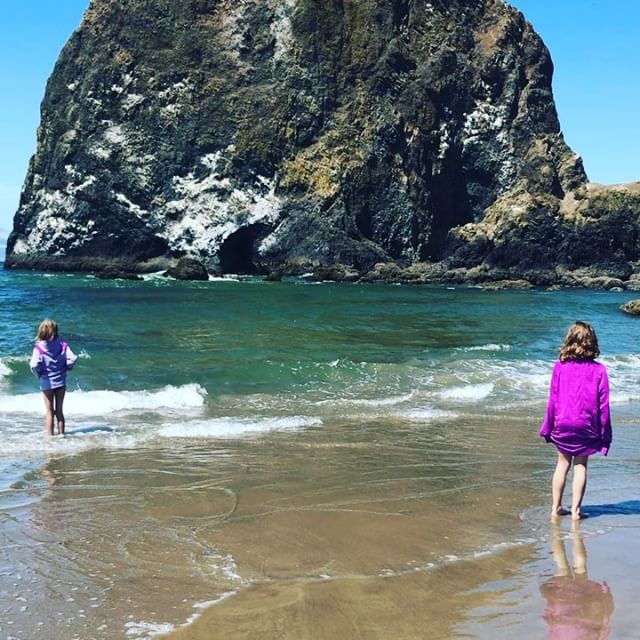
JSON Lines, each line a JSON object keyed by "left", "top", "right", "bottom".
{"left": 5, "top": 0, "right": 640, "bottom": 284}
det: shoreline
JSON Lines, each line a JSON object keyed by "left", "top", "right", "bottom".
{"left": 3, "top": 256, "right": 640, "bottom": 291}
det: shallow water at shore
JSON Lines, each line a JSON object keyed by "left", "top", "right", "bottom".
{"left": 2, "top": 415, "right": 640, "bottom": 639}
{"left": 1, "top": 271, "right": 640, "bottom": 638}
{"left": 0, "top": 414, "right": 539, "bottom": 638}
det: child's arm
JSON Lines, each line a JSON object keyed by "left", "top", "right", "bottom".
{"left": 29, "top": 348, "right": 43, "bottom": 377}
{"left": 65, "top": 344, "right": 78, "bottom": 370}
{"left": 598, "top": 367, "right": 612, "bottom": 455}
{"left": 539, "top": 362, "right": 560, "bottom": 441}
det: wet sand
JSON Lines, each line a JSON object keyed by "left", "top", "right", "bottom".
{"left": 2, "top": 416, "right": 640, "bottom": 639}
{"left": 165, "top": 546, "right": 537, "bottom": 640}
{"left": 164, "top": 515, "right": 640, "bottom": 640}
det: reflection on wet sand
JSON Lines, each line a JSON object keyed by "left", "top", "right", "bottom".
{"left": 540, "top": 523, "right": 614, "bottom": 639}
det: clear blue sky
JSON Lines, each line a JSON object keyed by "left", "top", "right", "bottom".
{"left": 1, "top": 1, "right": 639, "bottom": 250}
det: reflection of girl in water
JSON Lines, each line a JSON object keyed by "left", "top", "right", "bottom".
{"left": 540, "top": 524, "right": 614, "bottom": 640}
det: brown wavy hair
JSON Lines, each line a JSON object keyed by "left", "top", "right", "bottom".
{"left": 35, "top": 318, "right": 59, "bottom": 342}
{"left": 559, "top": 321, "right": 600, "bottom": 362}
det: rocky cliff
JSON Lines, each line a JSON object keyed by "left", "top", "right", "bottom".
{"left": 5, "top": 0, "right": 640, "bottom": 286}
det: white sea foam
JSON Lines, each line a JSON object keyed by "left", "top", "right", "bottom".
{"left": 184, "top": 591, "right": 237, "bottom": 626}
{"left": 316, "top": 393, "right": 415, "bottom": 408}
{"left": 0, "top": 384, "right": 207, "bottom": 416}
{"left": 402, "top": 407, "right": 454, "bottom": 421}
{"left": 378, "top": 536, "right": 543, "bottom": 581}
{"left": 124, "top": 620, "right": 175, "bottom": 639}
{"left": 126, "top": 590, "right": 239, "bottom": 640}
{"left": 158, "top": 415, "right": 321, "bottom": 439}
{"left": 208, "top": 275, "right": 241, "bottom": 282}
{"left": 610, "top": 391, "right": 640, "bottom": 403}
{"left": 439, "top": 383, "right": 494, "bottom": 401}
{"left": 457, "top": 343, "right": 512, "bottom": 352}
{"left": 0, "top": 358, "right": 12, "bottom": 385}
{"left": 209, "top": 552, "right": 243, "bottom": 583}
{"left": 348, "top": 393, "right": 415, "bottom": 407}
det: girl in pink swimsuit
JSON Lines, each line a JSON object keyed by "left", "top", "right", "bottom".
{"left": 539, "top": 322, "right": 612, "bottom": 520}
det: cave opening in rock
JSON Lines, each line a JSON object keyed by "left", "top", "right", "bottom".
{"left": 425, "top": 161, "right": 474, "bottom": 260}
{"left": 218, "top": 224, "right": 269, "bottom": 274}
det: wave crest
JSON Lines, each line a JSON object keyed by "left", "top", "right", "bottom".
{"left": 0, "top": 383, "right": 207, "bottom": 416}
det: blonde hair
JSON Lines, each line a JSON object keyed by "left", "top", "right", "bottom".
{"left": 558, "top": 321, "right": 600, "bottom": 362}
{"left": 35, "top": 319, "right": 59, "bottom": 342}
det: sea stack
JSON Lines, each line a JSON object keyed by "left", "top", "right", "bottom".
{"left": 5, "top": 0, "right": 640, "bottom": 285}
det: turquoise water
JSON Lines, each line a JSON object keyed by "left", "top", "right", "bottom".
{"left": 1, "top": 268, "right": 640, "bottom": 638}
{"left": 2, "top": 268, "right": 640, "bottom": 481}
{"left": 2, "top": 269, "right": 639, "bottom": 438}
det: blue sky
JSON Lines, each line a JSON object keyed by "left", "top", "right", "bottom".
{"left": 1, "top": 1, "right": 639, "bottom": 250}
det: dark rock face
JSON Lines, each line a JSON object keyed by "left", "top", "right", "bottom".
{"left": 5, "top": 0, "right": 639, "bottom": 284}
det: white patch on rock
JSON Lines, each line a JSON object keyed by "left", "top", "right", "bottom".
{"left": 12, "top": 237, "right": 30, "bottom": 254}
{"left": 12, "top": 190, "right": 95, "bottom": 255}
{"left": 63, "top": 166, "right": 97, "bottom": 195}
{"left": 127, "top": 153, "right": 157, "bottom": 190}
{"left": 156, "top": 80, "right": 192, "bottom": 121}
{"left": 30, "top": 174, "right": 43, "bottom": 190}
{"left": 160, "top": 103, "right": 181, "bottom": 119}
{"left": 436, "top": 121, "right": 451, "bottom": 160}
{"left": 257, "top": 226, "right": 281, "bottom": 254}
{"left": 104, "top": 124, "right": 126, "bottom": 145}
{"left": 158, "top": 80, "right": 192, "bottom": 100}
{"left": 270, "top": 0, "right": 296, "bottom": 62}
{"left": 66, "top": 176, "right": 97, "bottom": 195}
{"left": 115, "top": 193, "right": 148, "bottom": 219}
{"left": 86, "top": 93, "right": 103, "bottom": 109}
{"left": 122, "top": 93, "right": 145, "bottom": 110}
{"left": 462, "top": 91, "right": 516, "bottom": 190}
{"left": 462, "top": 98, "right": 507, "bottom": 144}
{"left": 218, "top": 4, "right": 249, "bottom": 66}
{"left": 156, "top": 153, "right": 282, "bottom": 260}
{"left": 89, "top": 144, "right": 112, "bottom": 160}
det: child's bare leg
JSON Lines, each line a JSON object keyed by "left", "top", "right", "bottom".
{"left": 551, "top": 452, "right": 572, "bottom": 517}
{"left": 53, "top": 387, "right": 66, "bottom": 436}
{"left": 42, "top": 391, "right": 55, "bottom": 436}
{"left": 571, "top": 456, "right": 588, "bottom": 520}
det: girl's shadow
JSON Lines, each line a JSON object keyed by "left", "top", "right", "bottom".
{"left": 583, "top": 500, "right": 640, "bottom": 518}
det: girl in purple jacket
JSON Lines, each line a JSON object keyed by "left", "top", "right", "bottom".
{"left": 29, "top": 319, "right": 77, "bottom": 436}
{"left": 539, "top": 321, "right": 612, "bottom": 521}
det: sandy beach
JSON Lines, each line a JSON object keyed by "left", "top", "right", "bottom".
{"left": 163, "top": 507, "right": 640, "bottom": 640}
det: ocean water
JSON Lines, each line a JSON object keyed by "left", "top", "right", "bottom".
{"left": 1, "top": 268, "right": 640, "bottom": 639}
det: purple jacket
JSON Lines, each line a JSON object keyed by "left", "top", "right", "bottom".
{"left": 29, "top": 338, "right": 77, "bottom": 391}
{"left": 539, "top": 360, "right": 612, "bottom": 456}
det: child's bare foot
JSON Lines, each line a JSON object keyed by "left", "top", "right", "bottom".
{"left": 571, "top": 510, "right": 587, "bottom": 521}
{"left": 551, "top": 507, "right": 570, "bottom": 519}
